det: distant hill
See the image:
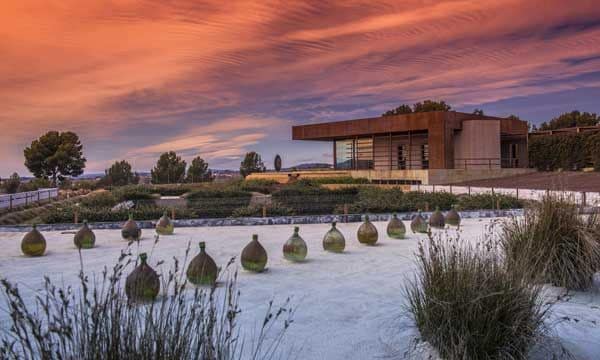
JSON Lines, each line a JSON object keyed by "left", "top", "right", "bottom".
{"left": 283, "top": 163, "right": 332, "bottom": 171}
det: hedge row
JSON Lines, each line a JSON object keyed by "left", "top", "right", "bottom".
{"left": 529, "top": 131, "right": 600, "bottom": 171}
{"left": 186, "top": 189, "right": 253, "bottom": 218}
{"left": 272, "top": 184, "right": 360, "bottom": 215}
{"left": 40, "top": 205, "right": 196, "bottom": 224}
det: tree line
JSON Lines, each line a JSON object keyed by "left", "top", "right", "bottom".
{"left": 1, "top": 130, "right": 272, "bottom": 193}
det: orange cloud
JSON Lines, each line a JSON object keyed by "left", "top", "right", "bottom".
{"left": 1, "top": 1, "right": 600, "bottom": 175}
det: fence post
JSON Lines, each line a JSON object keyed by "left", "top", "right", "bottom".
{"left": 343, "top": 204, "right": 349, "bottom": 223}
{"left": 9, "top": 195, "right": 13, "bottom": 210}
{"left": 581, "top": 192, "right": 587, "bottom": 208}
{"left": 432, "top": 185, "right": 435, "bottom": 193}
{"left": 449, "top": 185, "right": 453, "bottom": 194}
{"left": 468, "top": 186, "right": 471, "bottom": 196}
{"left": 37, "top": 191, "right": 40, "bottom": 202}
{"left": 516, "top": 188, "right": 519, "bottom": 200}
{"left": 25, "top": 193, "right": 28, "bottom": 206}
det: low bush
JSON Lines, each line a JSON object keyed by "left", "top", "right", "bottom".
{"left": 345, "top": 188, "right": 457, "bottom": 214}
{"left": 406, "top": 232, "right": 549, "bottom": 359}
{"left": 187, "top": 189, "right": 253, "bottom": 218}
{"left": 234, "top": 179, "right": 280, "bottom": 194}
{"left": 40, "top": 204, "right": 197, "bottom": 224}
{"left": 457, "top": 193, "right": 523, "bottom": 210}
{"left": 152, "top": 185, "right": 193, "bottom": 196}
{"left": 70, "top": 179, "right": 100, "bottom": 191}
{"left": 78, "top": 191, "right": 119, "bottom": 208}
{"left": 501, "top": 195, "right": 600, "bottom": 290}
{"left": 231, "top": 203, "right": 295, "bottom": 217}
{"left": 0, "top": 248, "right": 293, "bottom": 359}
{"left": 17, "top": 178, "right": 53, "bottom": 192}
{"left": 272, "top": 185, "right": 359, "bottom": 215}
{"left": 112, "top": 185, "right": 156, "bottom": 201}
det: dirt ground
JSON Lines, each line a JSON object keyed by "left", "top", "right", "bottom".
{"left": 452, "top": 171, "right": 600, "bottom": 192}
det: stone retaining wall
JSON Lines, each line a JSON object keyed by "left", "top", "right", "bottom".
{"left": 0, "top": 209, "right": 524, "bottom": 232}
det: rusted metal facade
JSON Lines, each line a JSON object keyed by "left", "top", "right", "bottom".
{"left": 292, "top": 111, "right": 529, "bottom": 170}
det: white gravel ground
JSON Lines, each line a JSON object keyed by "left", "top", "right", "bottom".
{"left": 1, "top": 218, "right": 599, "bottom": 359}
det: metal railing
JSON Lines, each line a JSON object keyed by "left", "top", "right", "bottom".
{"left": 0, "top": 188, "right": 59, "bottom": 210}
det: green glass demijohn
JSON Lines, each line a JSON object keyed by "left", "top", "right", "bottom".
{"left": 386, "top": 213, "right": 406, "bottom": 239}
{"left": 122, "top": 213, "right": 141, "bottom": 241}
{"left": 74, "top": 220, "right": 96, "bottom": 249}
{"left": 241, "top": 234, "right": 268, "bottom": 272}
{"left": 283, "top": 226, "right": 308, "bottom": 262}
{"left": 322, "top": 221, "right": 345, "bottom": 253}
{"left": 445, "top": 205, "right": 461, "bottom": 227}
{"left": 429, "top": 207, "right": 446, "bottom": 229}
{"left": 125, "top": 253, "right": 160, "bottom": 302}
{"left": 186, "top": 242, "right": 218, "bottom": 286}
{"left": 21, "top": 224, "right": 46, "bottom": 257}
{"left": 411, "top": 210, "right": 428, "bottom": 234}
{"left": 357, "top": 215, "right": 378, "bottom": 245}
{"left": 155, "top": 211, "right": 174, "bottom": 235}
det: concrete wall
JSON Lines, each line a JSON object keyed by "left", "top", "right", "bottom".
{"left": 427, "top": 168, "right": 536, "bottom": 185}
{"left": 247, "top": 168, "right": 536, "bottom": 185}
{"left": 247, "top": 170, "right": 351, "bottom": 184}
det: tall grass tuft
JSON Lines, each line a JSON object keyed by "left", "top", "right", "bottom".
{"left": 501, "top": 195, "right": 600, "bottom": 290}
{"left": 406, "top": 231, "right": 549, "bottom": 359}
{"left": 0, "top": 248, "right": 293, "bottom": 360}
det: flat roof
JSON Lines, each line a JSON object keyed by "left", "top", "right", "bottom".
{"left": 292, "top": 111, "right": 527, "bottom": 141}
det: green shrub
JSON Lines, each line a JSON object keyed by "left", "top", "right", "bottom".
{"left": 231, "top": 203, "right": 295, "bottom": 217}
{"left": 0, "top": 251, "right": 293, "bottom": 359}
{"left": 78, "top": 191, "right": 118, "bottom": 208}
{"left": 17, "top": 177, "right": 53, "bottom": 192}
{"left": 406, "top": 233, "right": 549, "bottom": 359}
{"left": 112, "top": 185, "right": 156, "bottom": 201}
{"left": 457, "top": 193, "right": 523, "bottom": 210}
{"left": 272, "top": 186, "right": 359, "bottom": 215}
{"left": 501, "top": 195, "right": 600, "bottom": 290}
{"left": 70, "top": 179, "right": 100, "bottom": 191}
{"left": 153, "top": 185, "right": 192, "bottom": 196}
{"left": 234, "top": 179, "right": 279, "bottom": 194}
{"left": 346, "top": 188, "right": 457, "bottom": 214}
{"left": 187, "top": 189, "right": 253, "bottom": 218}
{"left": 41, "top": 205, "right": 196, "bottom": 224}
{"left": 529, "top": 132, "right": 599, "bottom": 171}
{"left": 585, "top": 132, "right": 600, "bottom": 170}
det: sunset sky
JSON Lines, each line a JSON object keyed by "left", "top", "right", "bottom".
{"left": 2, "top": 0, "right": 600, "bottom": 176}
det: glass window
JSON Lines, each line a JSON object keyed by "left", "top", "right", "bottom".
{"left": 421, "top": 144, "right": 429, "bottom": 169}
{"left": 335, "top": 140, "right": 354, "bottom": 169}
{"left": 397, "top": 145, "right": 407, "bottom": 170}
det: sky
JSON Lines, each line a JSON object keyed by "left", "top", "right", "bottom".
{"left": 1, "top": 0, "right": 600, "bottom": 177}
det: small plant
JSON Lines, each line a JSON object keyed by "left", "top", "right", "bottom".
{"left": 457, "top": 193, "right": 523, "bottom": 210}
{"left": 501, "top": 195, "right": 600, "bottom": 290}
{"left": 0, "top": 246, "right": 293, "bottom": 359}
{"left": 406, "top": 231, "right": 549, "bottom": 359}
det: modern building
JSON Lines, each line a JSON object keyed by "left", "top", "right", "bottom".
{"left": 250, "top": 111, "right": 534, "bottom": 185}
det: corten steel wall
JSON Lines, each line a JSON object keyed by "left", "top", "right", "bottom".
{"left": 293, "top": 111, "right": 528, "bottom": 170}
{"left": 453, "top": 120, "right": 501, "bottom": 169}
